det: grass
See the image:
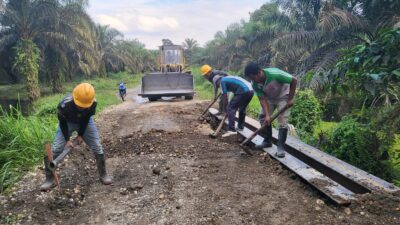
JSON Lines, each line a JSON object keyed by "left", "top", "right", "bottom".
{"left": 0, "top": 72, "right": 141, "bottom": 193}
{"left": 0, "top": 107, "right": 56, "bottom": 192}
{"left": 390, "top": 135, "right": 400, "bottom": 186}
{"left": 313, "top": 121, "right": 339, "bottom": 137}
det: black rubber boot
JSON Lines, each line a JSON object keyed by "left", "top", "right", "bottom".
{"left": 276, "top": 128, "right": 288, "bottom": 158}
{"left": 237, "top": 112, "right": 245, "bottom": 131}
{"left": 255, "top": 125, "right": 273, "bottom": 149}
{"left": 95, "top": 154, "right": 113, "bottom": 185}
{"left": 40, "top": 156, "right": 56, "bottom": 191}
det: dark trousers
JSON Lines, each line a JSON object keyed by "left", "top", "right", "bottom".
{"left": 227, "top": 91, "right": 254, "bottom": 131}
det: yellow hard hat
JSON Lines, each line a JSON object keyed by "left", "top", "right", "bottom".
{"left": 201, "top": 64, "right": 212, "bottom": 76}
{"left": 73, "top": 83, "right": 95, "bottom": 108}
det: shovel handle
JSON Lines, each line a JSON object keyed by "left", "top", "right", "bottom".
{"left": 240, "top": 104, "right": 291, "bottom": 147}
{"left": 49, "top": 138, "right": 78, "bottom": 172}
{"left": 199, "top": 93, "right": 222, "bottom": 119}
{"left": 211, "top": 114, "right": 228, "bottom": 137}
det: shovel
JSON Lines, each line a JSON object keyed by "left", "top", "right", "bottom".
{"left": 198, "top": 93, "right": 222, "bottom": 120}
{"left": 209, "top": 114, "right": 228, "bottom": 138}
{"left": 49, "top": 133, "right": 78, "bottom": 172}
{"left": 45, "top": 142, "right": 60, "bottom": 190}
{"left": 239, "top": 104, "right": 291, "bottom": 154}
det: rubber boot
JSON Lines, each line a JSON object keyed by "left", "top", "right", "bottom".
{"left": 255, "top": 125, "right": 273, "bottom": 149}
{"left": 95, "top": 154, "right": 113, "bottom": 185}
{"left": 40, "top": 156, "right": 56, "bottom": 191}
{"left": 276, "top": 128, "right": 288, "bottom": 158}
{"left": 236, "top": 112, "right": 245, "bottom": 131}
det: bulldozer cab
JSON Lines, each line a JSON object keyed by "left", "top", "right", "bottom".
{"left": 139, "top": 44, "right": 194, "bottom": 101}
{"left": 159, "top": 45, "right": 185, "bottom": 73}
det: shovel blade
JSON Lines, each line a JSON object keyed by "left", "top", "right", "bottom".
{"left": 240, "top": 145, "right": 253, "bottom": 156}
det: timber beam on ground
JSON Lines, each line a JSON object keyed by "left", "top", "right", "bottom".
{"left": 208, "top": 108, "right": 400, "bottom": 206}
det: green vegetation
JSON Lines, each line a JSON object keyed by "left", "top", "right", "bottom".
{"left": 289, "top": 89, "right": 322, "bottom": 135}
{"left": 189, "top": 1, "right": 399, "bottom": 185}
{"left": 0, "top": 72, "right": 141, "bottom": 192}
{"left": 0, "top": 0, "right": 155, "bottom": 99}
{"left": 192, "top": 66, "right": 214, "bottom": 100}
{"left": 320, "top": 118, "right": 392, "bottom": 180}
{"left": 0, "top": 107, "right": 56, "bottom": 192}
{"left": 390, "top": 135, "right": 400, "bottom": 186}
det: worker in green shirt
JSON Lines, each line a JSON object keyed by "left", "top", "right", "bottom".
{"left": 244, "top": 62, "right": 297, "bottom": 157}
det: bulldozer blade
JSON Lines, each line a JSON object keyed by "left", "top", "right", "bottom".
{"left": 139, "top": 72, "right": 194, "bottom": 99}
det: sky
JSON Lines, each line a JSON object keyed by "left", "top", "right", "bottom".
{"left": 87, "top": 0, "right": 266, "bottom": 50}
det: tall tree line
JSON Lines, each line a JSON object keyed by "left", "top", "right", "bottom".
{"left": 192, "top": 0, "right": 399, "bottom": 77}
{"left": 189, "top": 0, "right": 400, "bottom": 181}
{"left": 0, "top": 0, "right": 156, "bottom": 101}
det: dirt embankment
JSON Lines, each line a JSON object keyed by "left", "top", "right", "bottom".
{"left": 1, "top": 92, "right": 399, "bottom": 225}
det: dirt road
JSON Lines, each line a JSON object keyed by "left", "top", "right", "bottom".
{"left": 1, "top": 89, "right": 399, "bottom": 224}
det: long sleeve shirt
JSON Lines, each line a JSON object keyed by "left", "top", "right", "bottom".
{"left": 57, "top": 96, "right": 97, "bottom": 141}
{"left": 206, "top": 70, "right": 229, "bottom": 98}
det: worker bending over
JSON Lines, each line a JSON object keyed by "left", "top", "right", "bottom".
{"left": 244, "top": 62, "right": 297, "bottom": 158}
{"left": 213, "top": 75, "right": 254, "bottom": 137}
{"left": 40, "top": 83, "right": 113, "bottom": 191}
{"left": 201, "top": 64, "right": 229, "bottom": 114}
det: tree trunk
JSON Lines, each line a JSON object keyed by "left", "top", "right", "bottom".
{"left": 14, "top": 39, "right": 41, "bottom": 102}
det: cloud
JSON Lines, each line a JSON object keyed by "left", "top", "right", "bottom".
{"left": 136, "top": 15, "right": 179, "bottom": 32}
{"left": 94, "top": 14, "right": 129, "bottom": 32}
{"left": 88, "top": 0, "right": 266, "bottom": 49}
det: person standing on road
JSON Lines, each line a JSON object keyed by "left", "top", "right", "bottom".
{"left": 213, "top": 75, "right": 254, "bottom": 137}
{"left": 118, "top": 82, "right": 127, "bottom": 101}
{"left": 201, "top": 64, "right": 230, "bottom": 114}
{"left": 40, "top": 83, "right": 113, "bottom": 191}
{"left": 244, "top": 62, "right": 297, "bottom": 158}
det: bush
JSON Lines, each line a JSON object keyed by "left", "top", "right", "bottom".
{"left": 321, "top": 117, "right": 392, "bottom": 180}
{"left": 289, "top": 89, "right": 322, "bottom": 134}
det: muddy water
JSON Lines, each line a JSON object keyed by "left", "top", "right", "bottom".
{"left": 0, "top": 98, "right": 31, "bottom": 115}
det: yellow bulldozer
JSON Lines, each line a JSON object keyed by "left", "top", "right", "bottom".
{"left": 139, "top": 44, "right": 195, "bottom": 101}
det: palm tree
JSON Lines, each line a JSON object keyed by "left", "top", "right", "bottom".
{"left": 182, "top": 38, "right": 198, "bottom": 50}
{"left": 0, "top": 0, "right": 99, "bottom": 98}
{"left": 95, "top": 24, "right": 124, "bottom": 75}
{"left": 44, "top": 0, "right": 99, "bottom": 92}
{"left": 0, "top": 0, "right": 60, "bottom": 101}
{"left": 244, "top": 3, "right": 295, "bottom": 69}
{"left": 272, "top": 0, "right": 400, "bottom": 88}
{"left": 182, "top": 38, "right": 199, "bottom": 66}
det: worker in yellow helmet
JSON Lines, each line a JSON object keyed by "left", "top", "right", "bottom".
{"left": 40, "top": 83, "right": 112, "bottom": 191}
{"left": 200, "top": 64, "right": 230, "bottom": 114}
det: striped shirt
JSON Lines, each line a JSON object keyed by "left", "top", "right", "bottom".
{"left": 220, "top": 76, "right": 253, "bottom": 95}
